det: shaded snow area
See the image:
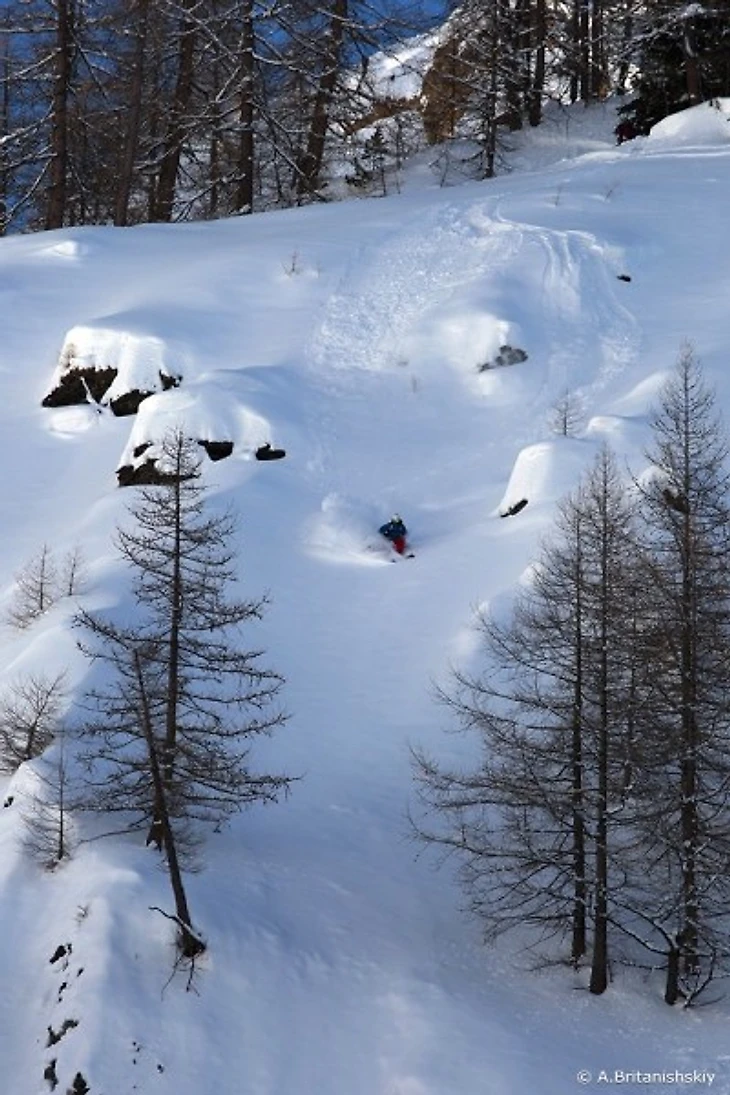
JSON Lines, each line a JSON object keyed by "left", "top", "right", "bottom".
{"left": 2, "top": 100, "right": 730, "bottom": 1093}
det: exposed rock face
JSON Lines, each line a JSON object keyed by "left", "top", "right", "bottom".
{"left": 108, "top": 388, "right": 155, "bottom": 416}
{"left": 109, "top": 372, "right": 181, "bottom": 416}
{"left": 117, "top": 458, "right": 193, "bottom": 487}
{"left": 41, "top": 327, "right": 183, "bottom": 413}
{"left": 478, "top": 345, "right": 528, "bottom": 371}
{"left": 118, "top": 437, "right": 238, "bottom": 486}
{"left": 44, "top": 369, "right": 181, "bottom": 416}
{"left": 255, "top": 443, "right": 286, "bottom": 461}
{"left": 500, "top": 498, "right": 528, "bottom": 517}
{"left": 198, "top": 439, "right": 234, "bottom": 461}
{"left": 42, "top": 366, "right": 117, "bottom": 408}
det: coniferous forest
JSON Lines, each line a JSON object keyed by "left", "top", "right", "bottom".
{"left": 413, "top": 349, "right": 730, "bottom": 1006}
{"left": 0, "top": 0, "right": 729, "bottom": 233}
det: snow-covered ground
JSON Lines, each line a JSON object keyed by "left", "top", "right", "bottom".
{"left": 2, "top": 98, "right": 730, "bottom": 1095}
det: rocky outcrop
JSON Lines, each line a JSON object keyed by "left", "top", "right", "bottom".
{"left": 118, "top": 437, "right": 237, "bottom": 486}
{"left": 43, "top": 364, "right": 181, "bottom": 415}
{"left": 116, "top": 458, "right": 189, "bottom": 487}
{"left": 42, "top": 327, "right": 183, "bottom": 414}
{"left": 478, "top": 345, "right": 528, "bottom": 372}
{"left": 255, "top": 443, "right": 286, "bottom": 461}
{"left": 500, "top": 498, "right": 528, "bottom": 517}
{"left": 108, "top": 372, "right": 180, "bottom": 417}
{"left": 42, "top": 366, "right": 117, "bottom": 408}
{"left": 199, "top": 439, "right": 234, "bottom": 462}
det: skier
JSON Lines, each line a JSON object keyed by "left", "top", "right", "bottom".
{"left": 379, "top": 514, "right": 408, "bottom": 555}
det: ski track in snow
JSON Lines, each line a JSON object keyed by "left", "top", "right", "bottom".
{"left": 308, "top": 202, "right": 521, "bottom": 377}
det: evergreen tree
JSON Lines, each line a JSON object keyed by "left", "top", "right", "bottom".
{"left": 629, "top": 347, "right": 730, "bottom": 1002}
{"left": 76, "top": 430, "right": 290, "bottom": 956}
{"left": 618, "top": 0, "right": 730, "bottom": 135}
{"left": 413, "top": 447, "right": 641, "bottom": 986}
{"left": 6, "top": 544, "right": 58, "bottom": 630}
{"left": 0, "top": 671, "right": 67, "bottom": 772}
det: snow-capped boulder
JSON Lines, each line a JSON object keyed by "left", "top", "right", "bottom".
{"left": 115, "top": 383, "right": 273, "bottom": 486}
{"left": 647, "top": 99, "right": 730, "bottom": 148}
{"left": 42, "top": 325, "right": 183, "bottom": 415}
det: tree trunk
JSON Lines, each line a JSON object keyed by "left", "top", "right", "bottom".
{"left": 665, "top": 937, "right": 682, "bottom": 1005}
{"left": 295, "top": 0, "right": 347, "bottom": 200}
{"left": 236, "top": 0, "right": 255, "bottom": 214}
{"left": 680, "top": 506, "right": 699, "bottom": 971}
{"left": 0, "top": 23, "right": 9, "bottom": 235}
{"left": 590, "top": 0, "right": 606, "bottom": 98}
{"left": 569, "top": 0, "right": 580, "bottom": 102}
{"left": 617, "top": 12, "right": 633, "bottom": 93}
{"left": 135, "top": 651, "right": 203, "bottom": 958}
{"left": 589, "top": 561, "right": 610, "bottom": 995}
{"left": 502, "top": 0, "right": 523, "bottom": 129}
{"left": 46, "top": 0, "right": 74, "bottom": 230}
{"left": 114, "top": 0, "right": 149, "bottom": 227}
{"left": 528, "top": 0, "right": 546, "bottom": 127}
{"left": 682, "top": 18, "right": 703, "bottom": 106}
{"left": 146, "top": 444, "right": 184, "bottom": 847}
{"left": 154, "top": 0, "right": 197, "bottom": 222}
{"left": 571, "top": 540, "right": 587, "bottom": 964}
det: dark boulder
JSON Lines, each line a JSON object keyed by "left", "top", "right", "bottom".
{"left": 255, "top": 443, "right": 286, "bottom": 461}
{"left": 478, "top": 345, "right": 528, "bottom": 372}
{"left": 109, "top": 388, "right": 154, "bottom": 417}
{"left": 116, "top": 459, "right": 191, "bottom": 488}
{"left": 43, "top": 362, "right": 181, "bottom": 413}
{"left": 109, "top": 371, "right": 181, "bottom": 416}
{"left": 500, "top": 498, "right": 528, "bottom": 517}
{"left": 42, "top": 366, "right": 117, "bottom": 408}
{"left": 198, "top": 439, "right": 234, "bottom": 461}
{"left": 119, "top": 435, "right": 235, "bottom": 486}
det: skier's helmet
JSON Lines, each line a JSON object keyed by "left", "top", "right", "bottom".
{"left": 391, "top": 513, "right": 401, "bottom": 523}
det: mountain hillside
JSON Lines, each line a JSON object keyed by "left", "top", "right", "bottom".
{"left": 1, "top": 99, "right": 730, "bottom": 1095}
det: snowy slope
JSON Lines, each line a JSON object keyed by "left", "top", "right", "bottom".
{"left": 1, "top": 100, "right": 730, "bottom": 1095}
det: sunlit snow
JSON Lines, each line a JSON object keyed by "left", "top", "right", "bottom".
{"left": 0, "top": 98, "right": 729, "bottom": 1094}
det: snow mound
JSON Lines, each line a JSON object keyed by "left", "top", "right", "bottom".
{"left": 118, "top": 382, "right": 273, "bottom": 469}
{"left": 498, "top": 438, "right": 598, "bottom": 515}
{"left": 41, "top": 239, "right": 87, "bottom": 260}
{"left": 648, "top": 99, "right": 730, "bottom": 148}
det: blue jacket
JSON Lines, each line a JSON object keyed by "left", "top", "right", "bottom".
{"left": 379, "top": 519, "right": 407, "bottom": 541}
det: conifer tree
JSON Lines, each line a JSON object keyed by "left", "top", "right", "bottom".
{"left": 76, "top": 430, "right": 290, "bottom": 956}
{"left": 413, "top": 447, "right": 641, "bottom": 985}
{"left": 6, "top": 544, "right": 58, "bottom": 630}
{"left": 630, "top": 346, "right": 730, "bottom": 1002}
{"left": 0, "top": 671, "right": 67, "bottom": 772}
{"left": 617, "top": 1, "right": 730, "bottom": 135}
